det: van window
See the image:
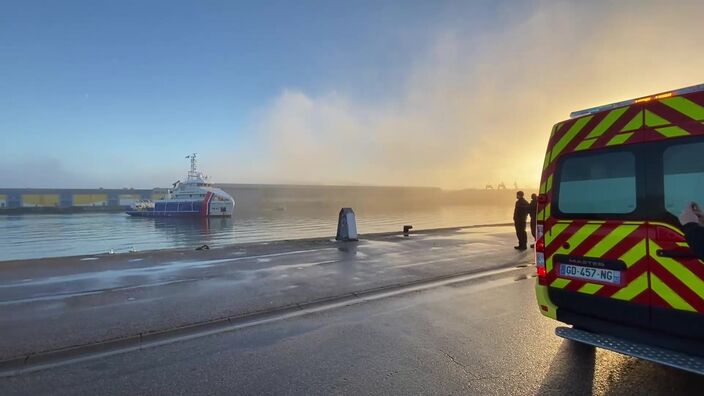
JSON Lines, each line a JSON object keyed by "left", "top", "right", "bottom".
{"left": 664, "top": 141, "right": 704, "bottom": 215}
{"left": 557, "top": 151, "right": 636, "bottom": 214}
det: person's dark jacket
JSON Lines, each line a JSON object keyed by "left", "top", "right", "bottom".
{"left": 514, "top": 197, "right": 530, "bottom": 223}
{"left": 683, "top": 222, "right": 704, "bottom": 260}
{"left": 528, "top": 199, "right": 538, "bottom": 220}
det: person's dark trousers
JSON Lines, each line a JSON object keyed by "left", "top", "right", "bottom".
{"left": 515, "top": 221, "right": 527, "bottom": 248}
{"left": 530, "top": 218, "right": 536, "bottom": 239}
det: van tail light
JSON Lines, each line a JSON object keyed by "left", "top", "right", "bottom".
{"left": 535, "top": 233, "right": 547, "bottom": 286}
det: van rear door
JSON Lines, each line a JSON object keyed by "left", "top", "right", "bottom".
{"left": 547, "top": 147, "right": 651, "bottom": 328}
{"left": 647, "top": 139, "right": 704, "bottom": 339}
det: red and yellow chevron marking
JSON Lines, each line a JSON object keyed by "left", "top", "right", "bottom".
{"left": 541, "top": 219, "right": 704, "bottom": 313}
{"left": 544, "top": 220, "right": 649, "bottom": 304}
{"left": 545, "top": 104, "right": 643, "bottom": 170}
{"left": 542, "top": 91, "right": 704, "bottom": 171}
{"left": 647, "top": 223, "right": 704, "bottom": 313}
{"left": 641, "top": 94, "right": 704, "bottom": 141}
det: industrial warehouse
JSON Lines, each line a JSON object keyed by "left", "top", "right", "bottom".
{"left": 0, "top": 188, "right": 169, "bottom": 213}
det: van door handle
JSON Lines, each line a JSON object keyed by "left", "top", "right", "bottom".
{"left": 656, "top": 248, "right": 699, "bottom": 259}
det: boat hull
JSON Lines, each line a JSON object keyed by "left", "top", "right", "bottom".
{"left": 126, "top": 192, "right": 234, "bottom": 218}
{"left": 125, "top": 210, "right": 231, "bottom": 218}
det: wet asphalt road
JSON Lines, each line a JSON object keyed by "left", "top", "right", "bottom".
{"left": 3, "top": 266, "right": 704, "bottom": 395}
{"left": 0, "top": 226, "right": 523, "bottom": 360}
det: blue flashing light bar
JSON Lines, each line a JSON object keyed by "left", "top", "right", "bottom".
{"left": 570, "top": 83, "right": 704, "bottom": 119}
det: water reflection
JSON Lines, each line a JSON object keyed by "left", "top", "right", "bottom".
{"left": 125, "top": 215, "right": 235, "bottom": 252}
{"left": 148, "top": 216, "right": 233, "bottom": 236}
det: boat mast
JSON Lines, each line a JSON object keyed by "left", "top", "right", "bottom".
{"left": 186, "top": 153, "right": 198, "bottom": 179}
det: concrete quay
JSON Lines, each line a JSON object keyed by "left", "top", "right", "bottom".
{"left": 0, "top": 225, "right": 529, "bottom": 367}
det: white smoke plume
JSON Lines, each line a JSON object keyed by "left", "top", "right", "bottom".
{"left": 234, "top": 0, "right": 704, "bottom": 189}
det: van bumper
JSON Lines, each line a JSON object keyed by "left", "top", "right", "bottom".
{"left": 535, "top": 283, "right": 558, "bottom": 319}
{"left": 557, "top": 309, "right": 704, "bottom": 359}
{"left": 556, "top": 326, "right": 704, "bottom": 375}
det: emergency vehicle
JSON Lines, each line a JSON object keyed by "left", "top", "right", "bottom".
{"left": 535, "top": 83, "right": 704, "bottom": 374}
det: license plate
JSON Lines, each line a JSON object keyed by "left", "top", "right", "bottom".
{"left": 559, "top": 264, "right": 621, "bottom": 286}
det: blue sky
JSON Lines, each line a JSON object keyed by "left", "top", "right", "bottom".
{"left": 1, "top": 0, "right": 503, "bottom": 187}
{"left": 2, "top": 1, "right": 703, "bottom": 188}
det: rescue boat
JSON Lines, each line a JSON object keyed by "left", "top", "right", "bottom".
{"left": 126, "top": 154, "right": 235, "bottom": 217}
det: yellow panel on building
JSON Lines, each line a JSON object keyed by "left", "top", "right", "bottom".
{"left": 151, "top": 192, "right": 167, "bottom": 200}
{"left": 118, "top": 194, "right": 142, "bottom": 206}
{"left": 0, "top": 194, "right": 6, "bottom": 208}
{"left": 73, "top": 194, "right": 108, "bottom": 207}
{"left": 22, "top": 194, "right": 60, "bottom": 207}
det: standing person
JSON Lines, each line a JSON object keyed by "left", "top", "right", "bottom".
{"left": 513, "top": 191, "right": 530, "bottom": 251}
{"left": 679, "top": 201, "right": 704, "bottom": 260}
{"left": 529, "top": 193, "right": 538, "bottom": 248}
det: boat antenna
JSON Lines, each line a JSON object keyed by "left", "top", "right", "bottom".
{"left": 186, "top": 153, "right": 198, "bottom": 178}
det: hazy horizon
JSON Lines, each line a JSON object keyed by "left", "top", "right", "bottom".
{"left": 0, "top": 181, "right": 539, "bottom": 192}
{"left": 2, "top": 0, "right": 703, "bottom": 189}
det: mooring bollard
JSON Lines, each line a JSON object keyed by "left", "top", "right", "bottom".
{"left": 403, "top": 225, "right": 413, "bottom": 237}
{"left": 336, "top": 208, "right": 358, "bottom": 241}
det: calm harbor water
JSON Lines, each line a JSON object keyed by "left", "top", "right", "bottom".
{"left": 0, "top": 204, "right": 511, "bottom": 261}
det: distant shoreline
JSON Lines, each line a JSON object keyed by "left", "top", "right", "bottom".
{"left": 0, "top": 206, "right": 128, "bottom": 215}
{"left": 0, "top": 184, "right": 537, "bottom": 215}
